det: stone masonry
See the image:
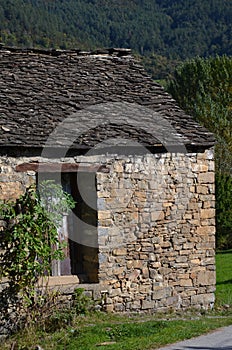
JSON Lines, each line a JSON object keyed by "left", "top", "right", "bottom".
{"left": 0, "top": 148, "right": 215, "bottom": 315}
{"left": 97, "top": 150, "right": 215, "bottom": 312}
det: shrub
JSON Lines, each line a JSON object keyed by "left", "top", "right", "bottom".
{"left": 0, "top": 181, "right": 75, "bottom": 332}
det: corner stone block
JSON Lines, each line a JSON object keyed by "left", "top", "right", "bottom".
{"left": 197, "top": 270, "right": 216, "bottom": 286}
{"left": 205, "top": 293, "right": 215, "bottom": 306}
{"left": 98, "top": 211, "right": 111, "bottom": 220}
{"left": 200, "top": 209, "right": 215, "bottom": 219}
{"left": 192, "top": 164, "right": 208, "bottom": 172}
{"left": 197, "top": 226, "right": 215, "bottom": 235}
{"left": 191, "top": 293, "right": 215, "bottom": 308}
{"left": 198, "top": 172, "right": 214, "bottom": 184}
{"left": 196, "top": 185, "right": 208, "bottom": 194}
{"left": 97, "top": 198, "right": 106, "bottom": 210}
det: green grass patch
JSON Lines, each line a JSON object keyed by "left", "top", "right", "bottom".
{"left": 3, "top": 314, "right": 232, "bottom": 350}
{"left": 215, "top": 249, "right": 232, "bottom": 307}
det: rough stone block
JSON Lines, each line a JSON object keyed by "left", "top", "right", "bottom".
{"left": 200, "top": 209, "right": 215, "bottom": 219}
{"left": 114, "top": 303, "right": 125, "bottom": 311}
{"left": 198, "top": 172, "right": 214, "bottom": 184}
{"left": 196, "top": 185, "right": 208, "bottom": 194}
{"left": 114, "top": 162, "right": 124, "bottom": 173}
{"left": 151, "top": 211, "right": 165, "bottom": 221}
{"left": 190, "top": 258, "right": 201, "bottom": 265}
{"left": 202, "top": 201, "right": 212, "bottom": 209}
{"left": 98, "top": 210, "right": 111, "bottom": 220}
{"left": 180, "top": 279, "right": 193, "bottom": 287}
{"left": 130, "top": 300, "right": 141, "bottom": 310}
{"left": 142, "top": 267, "right": 149, "bottom": 278}
{"left": 113, "top": 248, "right": 127, "bottom": 256}
{"left": 152, "top": 286, "right": 172, "bottom": 300}
{"left": 105, "top": 304, "right": 114, "bottom": 312}
{"left": 197, "top": 226, "right": 215, "bottom": 235}
{"left": 126, "top": 269, "right": 140, "bottom": 281}
{"left": 132, "top": 260, "right": 143, "bottom": 269}
{"left": 141, "top": 300, "right": 156, "bottom": 310}
{"left": 176, "top": 256, "right": 188, "bottom": 263}
{"left": 197, "top": 270, "right": 216, "bottom": 286}
{"left": 148, "top": 253, "right": 156, "bottom": 261}
{"left": 112, "top": 267, "right": 125, "bottom": 275}
{"left": 166, "top": 295, "right": 180, "bottom": 306}
{"left": 191, "top": 293, "right": 214, "bottom": 308}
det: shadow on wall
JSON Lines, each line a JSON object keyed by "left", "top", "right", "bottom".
{"left": 0, "top": 285, "right": 21, "bottom": 337}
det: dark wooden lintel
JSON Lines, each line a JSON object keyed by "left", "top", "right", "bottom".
{"left": 16, "top": 162, "right": 109, "bottom": 173}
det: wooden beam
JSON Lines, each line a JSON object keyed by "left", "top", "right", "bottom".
{"left": 16, "top": 163, "right": 109, "bottom": 173}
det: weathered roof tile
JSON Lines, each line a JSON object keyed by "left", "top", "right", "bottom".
{"left": 0, "top": 46, "right": 215, "bottom": 151}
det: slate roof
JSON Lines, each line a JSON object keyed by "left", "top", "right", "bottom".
{"left": 0, "top": 45, "right": 215, "bottom": 152}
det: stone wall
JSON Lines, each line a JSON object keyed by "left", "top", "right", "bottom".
{"left": 96, "top": 150, "right": 216, "bottom": 312}
{"left": 0, "top": 155, "right": 35, "bottom": 201}
{"left": 0, "top": 149, "right": 216, "bottom": 319}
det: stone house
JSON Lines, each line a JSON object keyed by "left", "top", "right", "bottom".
{"left": 0, "top": 45, "right": 216, "bottom": 312}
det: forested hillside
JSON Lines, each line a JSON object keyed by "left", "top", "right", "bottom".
{"left": 0, "top": 0, "right": 231, "bottom": 63}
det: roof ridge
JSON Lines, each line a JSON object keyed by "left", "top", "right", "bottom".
{"left": 0, "top": 44, "right": 132, "bottom": 57}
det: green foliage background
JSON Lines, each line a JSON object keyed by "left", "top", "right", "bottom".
{"left": 0, "top": 0, "right": 231, "bottom": 79}
{"left": 167, "top": 56, "right": 232, "bottom": 249}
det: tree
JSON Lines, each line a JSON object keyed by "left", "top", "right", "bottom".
{"left": 167, "top": 55, "right": 232, "bottom": 248}
{"left": 0, "top": 0, "right": 231, "bottom": 60}
{"left": 216, "top": 173, "right": 232, "bottom": 249}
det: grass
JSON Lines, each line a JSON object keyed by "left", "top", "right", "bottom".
{"left": 2, "top": 250, "right": 232, "bottom": 350}
{"left": 215, "top": 249, "right": 232, "bottom": 307}
{"left": 3, "top": 313, "right": 232, "bottom": 350}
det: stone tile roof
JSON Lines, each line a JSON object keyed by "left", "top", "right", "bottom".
{"left": 0, "top": 46, "right": 215, "bottom": 152}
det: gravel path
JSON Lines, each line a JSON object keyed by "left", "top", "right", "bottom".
{"left": 157, "top": 325, "right": 232, "bottom": 350}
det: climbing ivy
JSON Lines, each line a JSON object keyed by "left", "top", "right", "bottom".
{"left": 0, "top": 180, "right": 75, "bottom": 295}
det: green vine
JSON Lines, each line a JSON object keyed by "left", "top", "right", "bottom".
{"left": 0, "top": 180, "right": 75, "bottom": 294}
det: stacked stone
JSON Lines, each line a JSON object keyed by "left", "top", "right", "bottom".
{"left": 97, "top": 149, "right": 215, "bottom": 312}
{"left": 0, "top": 149, "right": 215, "bottom": 314}
{"left": 0, "top": 156, "right": 35, "bottom": 201}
